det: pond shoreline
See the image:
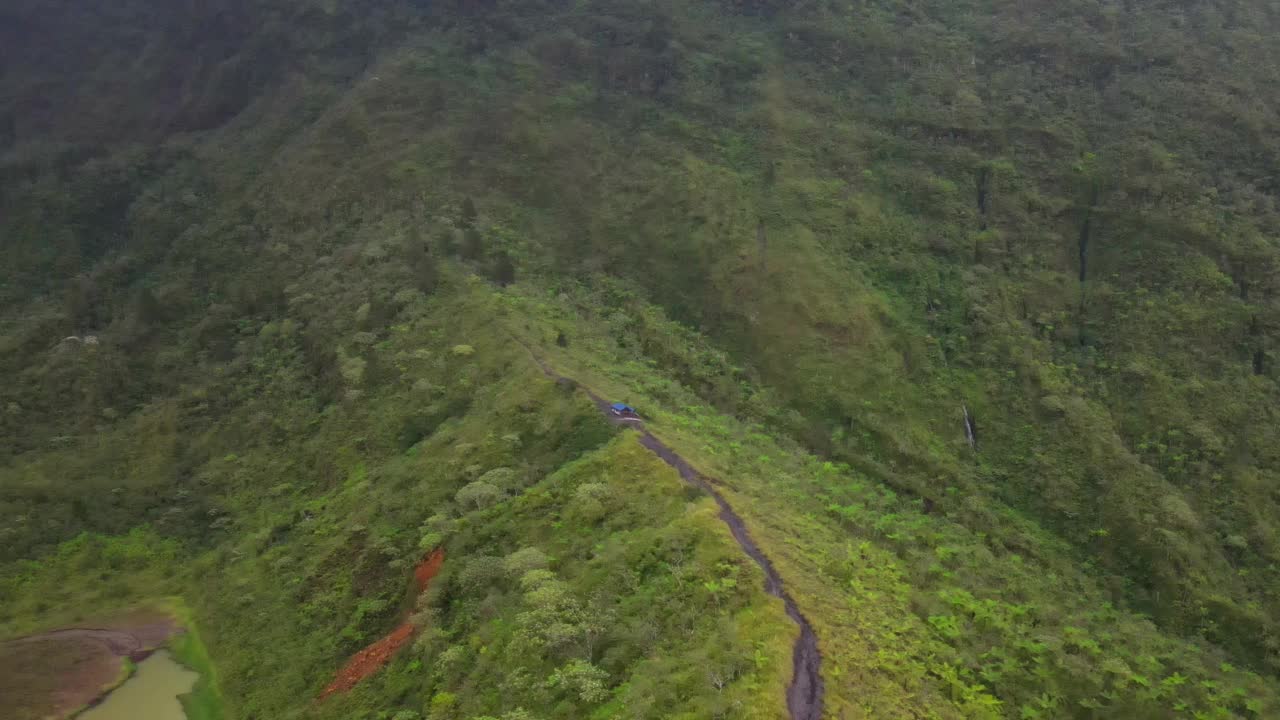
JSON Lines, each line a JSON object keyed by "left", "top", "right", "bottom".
{"left": 76, "top": 643, "right": 172, "bottom": 717}
{"left": 77, "top": 649, "right": 199, "bottom": 720}
{"left": 1, "top": 604, "right": 218, "bottom": 720}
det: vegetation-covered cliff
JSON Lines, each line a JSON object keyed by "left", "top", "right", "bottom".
{"left": 3, "top": 1, "right": 1280, "bottom": 718}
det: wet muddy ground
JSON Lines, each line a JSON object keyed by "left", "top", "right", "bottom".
{"left": 0, "top": 610, "right": 179, "bottom": 720}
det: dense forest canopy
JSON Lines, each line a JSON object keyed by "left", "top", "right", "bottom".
{"left": 3, "top": 1, "right": 1280, "bottom": 719}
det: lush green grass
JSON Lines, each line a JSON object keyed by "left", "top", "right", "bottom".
{"left": 0, "top": 531, "right": 185, "bottom": 633}
{"left": 4, "top": 1, "right": 1280, "bottom": 718}
{"left": 3, "top": 282, "right": 794, "bottom": 719}
{"left": 169, "top": 601, "right": 226, "bottom": 720}
{"left": 505, "top": 283, "right": 1279, "bottom": 718}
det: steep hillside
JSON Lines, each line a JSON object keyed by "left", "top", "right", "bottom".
{"left": 3, "top": 1, "right": 1280, "bottom": 719}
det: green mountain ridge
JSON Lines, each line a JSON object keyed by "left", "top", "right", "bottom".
{"left": 3, "top": 1, "right": 1280, "bottom": 718}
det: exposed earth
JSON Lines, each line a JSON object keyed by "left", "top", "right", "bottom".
{"left": 319, "top": 622, "right": 418, "bottom": 699}
{"left": 320, "top": 548, "right": 446, "bottom": 698}
{"left": 0, "top": 610, "right": 179, "bottom": 720}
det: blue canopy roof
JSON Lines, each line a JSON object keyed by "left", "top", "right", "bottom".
{"left": 611, "top": 403, "right": 634, "bottom": 411}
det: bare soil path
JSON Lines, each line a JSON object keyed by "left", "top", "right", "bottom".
{"left": 319, "top": 547, "right": 446, "bottom": 698}
{"left": 518, "top": 342, "right": 825, "bottom": 720}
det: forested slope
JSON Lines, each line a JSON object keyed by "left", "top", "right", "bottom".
{"left": 3, "top": 1, "right": 1280, "bottom": 718}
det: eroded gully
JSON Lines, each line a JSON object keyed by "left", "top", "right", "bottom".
{"left": 518, "top": 343, "right": 824, "bottom": 720}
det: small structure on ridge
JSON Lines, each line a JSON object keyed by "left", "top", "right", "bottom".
{"left": 610, "top": 403, "right": 642, "bottom": 422}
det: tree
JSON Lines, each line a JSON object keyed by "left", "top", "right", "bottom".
{"left": 503, "top": 547, "right": 550, "bottom": 578}
{"left": 491, "top": 251, "right": 516, "bottom": 286}
{"left": 63, "top": 275, "right": 101, "bottom": 329}
{"left": 460, "top": 196, "right": 478, "bottom": 228}
{"left": 428, "top": 692, "right": 459, "bottom": 720}
{"left": 135, "top": 286, "right": 164, "bottom": 326}
{"left": 477, "top": 467, "right": 519, "bottom": 491}
{"left": 546, "top": 660, "right": 609, "bottom": 704}
{"left": 405, "top": 229, "right": 438, "bottom": 292}
{"left": 438, "top": 228, "right": 458, "bottom": 256}
{"left": 462, "top": 228, "right": 484, "bottom": 261}
{"left": 458, "top": 555, "right": 506, "bottom": 591}
{"left": 515, "top": 573, "right": 587, "bottom": 657}
{"left": 975, "top": 165, "right": 992, "bottom": 230}
{"left": 455, "top": 480, "right": 502, "bottom": 510}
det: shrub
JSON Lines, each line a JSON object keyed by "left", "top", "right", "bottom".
{"left": 458, "top": 555, "right": 505, "bottom": 591}
{"left": 428, "top": 691, "right": 459, "bottom": 720}
{"left": 546, "top": 660, "right": 609, "bottom": 704}
{"left": 503, "top": 547, "right": 550, "bottom": 578}
{"left": 455, "top": 481, "right": 503, "bottom": 510}
{"left": 478, "top": 467, "right": 519, "bottom": 492}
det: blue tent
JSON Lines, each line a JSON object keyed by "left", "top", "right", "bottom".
{"left": 611, "top": 403, "right": 635, "bottom": 413}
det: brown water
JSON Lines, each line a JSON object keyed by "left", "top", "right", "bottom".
{"left": 79, "top": 650, "right": 197, "bottom": 720}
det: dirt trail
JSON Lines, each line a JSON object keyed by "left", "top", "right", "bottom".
{"left": 4, "top": 628, "right": 144, "bottom": 656}
{"left": 3, "top": 616, "right": 177, "bottom": 660}
{"left": 414, "top": 547, "right": 445, "bottom": 592}
{"left": 320, "top": 547, "right": 445, "bottom": 698}
{"left": 518, "top": 342, "right": 824, "bottom": 720}
{"left": 319, "top": 622, "right": 416, "bottom": 698}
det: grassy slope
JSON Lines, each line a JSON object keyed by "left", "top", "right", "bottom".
{"left": 333, "top": 6, "right": 1280, "bottom": 683}
{"left": 170, "top": 601, "right": 227, "bottom": 720}
{"left": 2, "top": 1, "right": 1280, "bottom": 719}
{"left": 0, "top": 283, "right": 793, "bottom": 720}
{"left": 508, "top": 283, "right": 1279, "bottom": 718}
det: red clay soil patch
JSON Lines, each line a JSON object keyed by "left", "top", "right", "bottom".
{"left": 319, "top": 548, "right": 445, "bottom": 699}
{"left": 414, "top": 548, "right": 445, "bottom": 592}
{"left": 0, "top": 610, "right": 179, "bottom": 720}
{"left": 319, "top": 622, "right": 416, "bottom": 698}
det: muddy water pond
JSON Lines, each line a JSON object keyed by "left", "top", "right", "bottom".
{"left": 79, "top": 650, "right": 197, "bottom": 720}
